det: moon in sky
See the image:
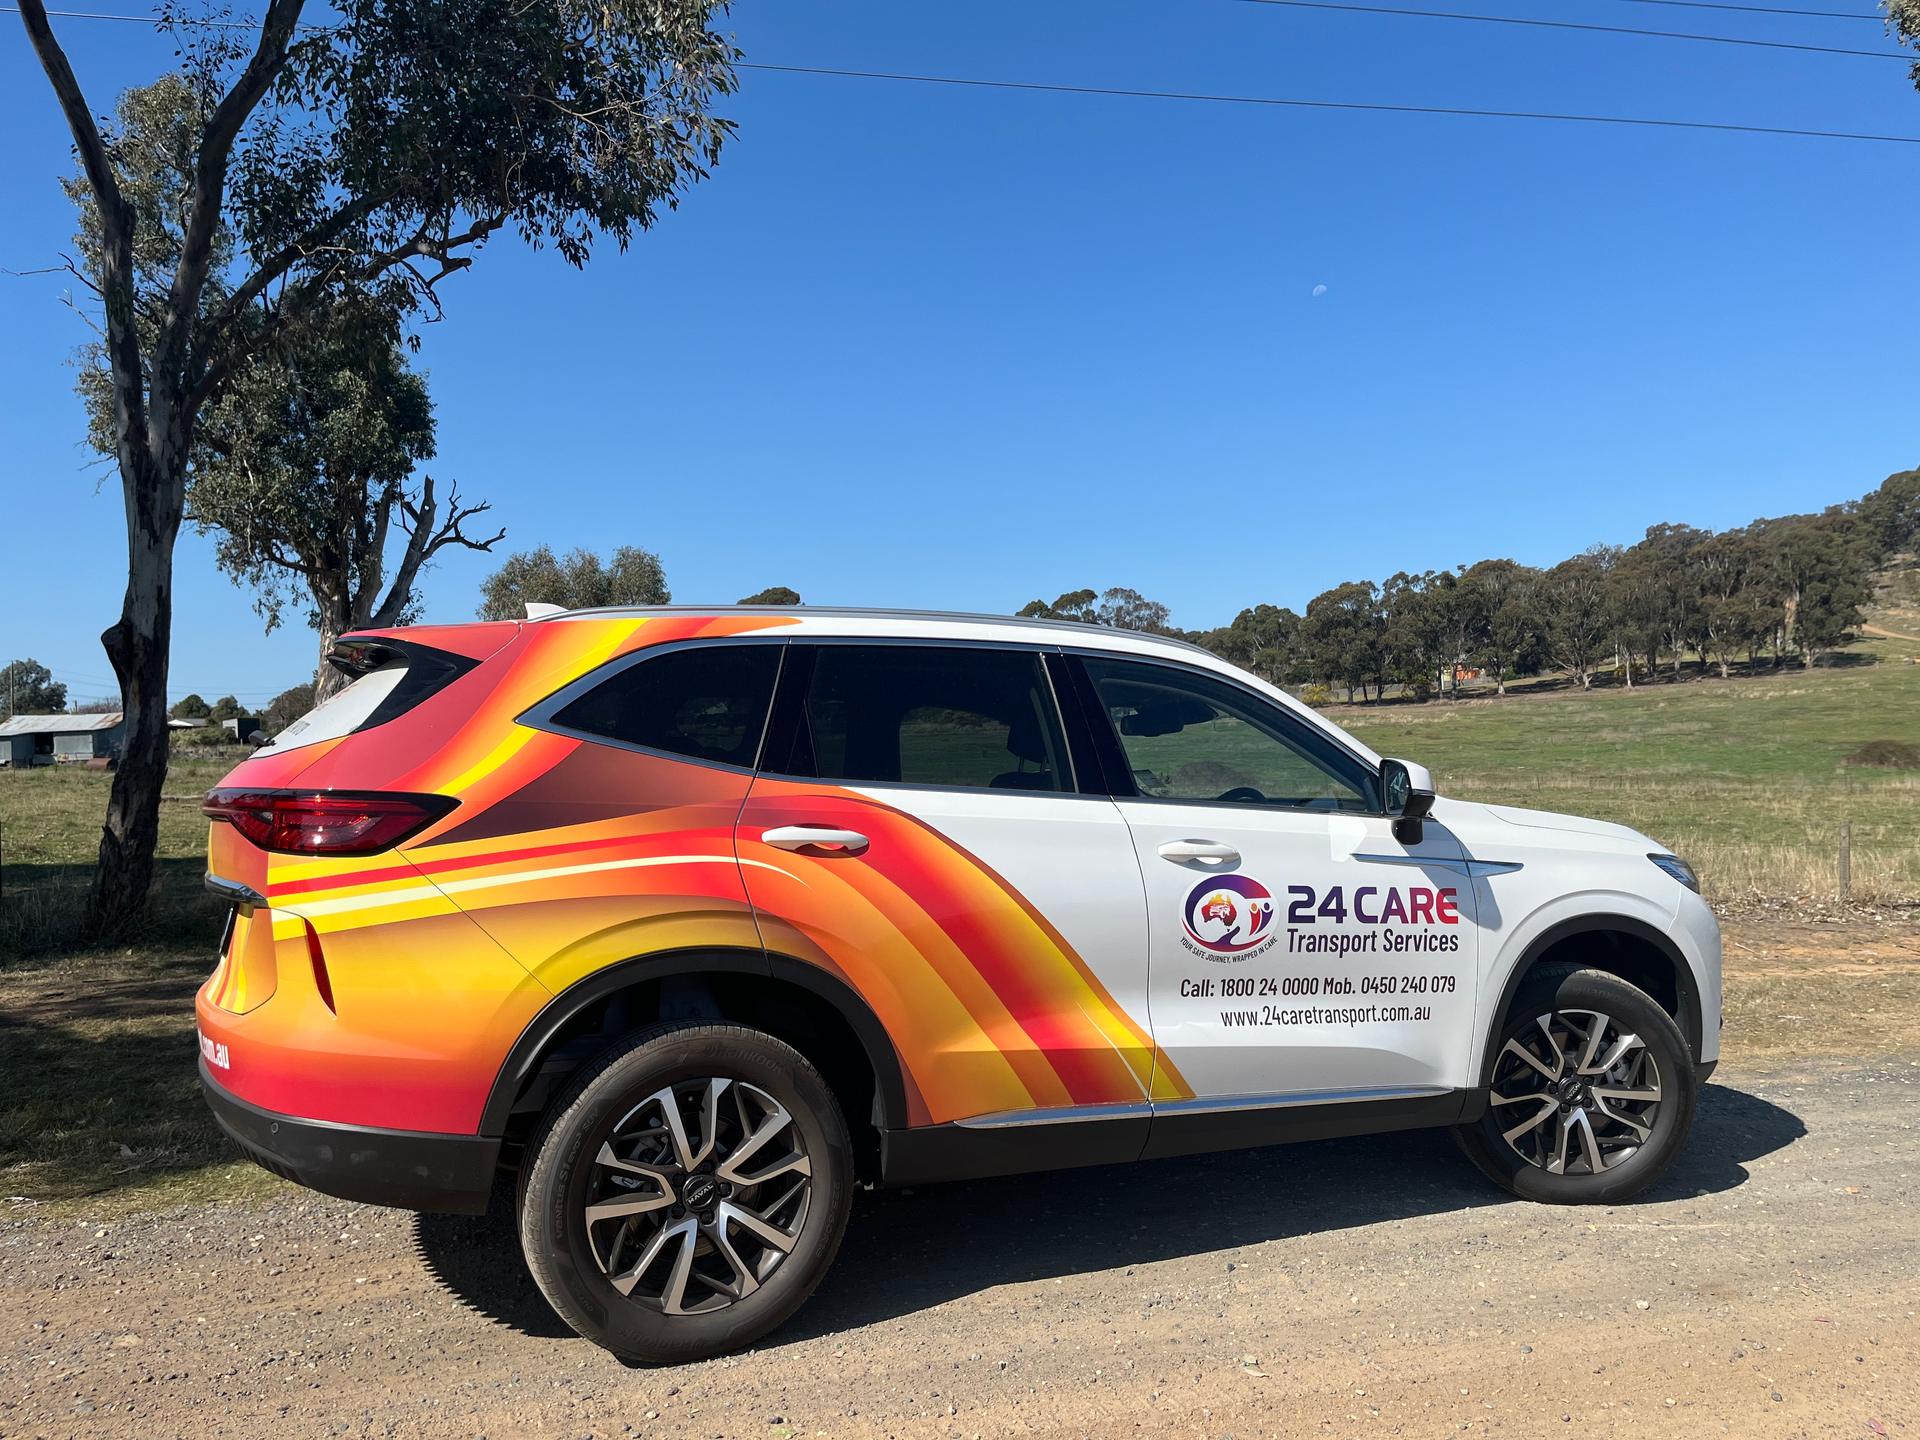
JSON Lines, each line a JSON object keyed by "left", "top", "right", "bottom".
{"left": 1312, "top": 284, "right": 1328, "bottom": 297}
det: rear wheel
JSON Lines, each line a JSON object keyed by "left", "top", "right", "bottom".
{"left": 518, "top": 1022, "right": 853, "bottom": 1362}
{"left": 1453, "top": 965, "right": 1697, "bottom": 1205}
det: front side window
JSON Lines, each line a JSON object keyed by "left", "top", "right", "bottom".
{"left": 772, "top": 645, "right": 1070, "bottom": 792}
{"left": 545, "top": 643, "right": 782, "bottom": 769}
{"left": 1081, "top": 655, "right": 1375, "bottom": 810}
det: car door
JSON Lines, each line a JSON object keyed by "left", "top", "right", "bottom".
{"left": 735, "top": 641, "right": 1168, "bottom": 1148}
{"left": 1060, "top": 652, "right": 1477, "bottom": 1125}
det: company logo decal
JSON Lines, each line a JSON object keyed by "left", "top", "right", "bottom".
{"left": 1182, "top": 874, "right": 1276, "bottom": 960}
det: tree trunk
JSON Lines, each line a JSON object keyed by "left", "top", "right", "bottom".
{"left": 89, "top": 446, "right": 184, "bottom": 934}
{"left": 312, "top": 581, "right": 355, "bottom": 704}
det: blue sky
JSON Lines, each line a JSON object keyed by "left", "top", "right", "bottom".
{"left": 2, "top": 0, "right": 1917, "bottom": 707}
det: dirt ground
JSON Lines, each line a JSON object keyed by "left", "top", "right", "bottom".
{"left": 1, "top": 917, "right": 1916, "bottom": 1440}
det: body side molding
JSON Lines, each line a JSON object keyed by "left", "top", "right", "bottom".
{"left": 1352, "top": 853, "right": 1525, "bottom": 878}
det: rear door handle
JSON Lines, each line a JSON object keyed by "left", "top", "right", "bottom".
{"left": 1157, "top": 839, "right": 1241, "bottom": 865}
{"left": 761, "top": 825, "right": 871, "bottom": 854}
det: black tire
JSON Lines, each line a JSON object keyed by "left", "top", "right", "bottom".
{"left": 1453, "top": 965, "right": 1698, "bottom": 1205}
{"left": 517, "top": 1022, "right": 853, "bottom": 1363}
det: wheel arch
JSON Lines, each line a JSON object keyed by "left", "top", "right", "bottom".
{"left": 480, "top": 947, "right": 907, "bottom": 1181}
{"left": 1477, "top": 913, "right": 1703, "bottom": 1091}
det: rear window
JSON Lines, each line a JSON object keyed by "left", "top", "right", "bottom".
{"left": 257, "top": 641, "right": 479, "bottom": 755}
{"left": 545, "top": 643, "right": 782, "bottom": 769}
{"left": 257, "top": 662, "right": 409, "bottom": 755}
{"left": 767, "top": 644, "right": 1070, "bottom": 792}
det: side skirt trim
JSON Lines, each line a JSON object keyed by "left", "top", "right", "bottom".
{"left": 883, "top": 1087, "right": 1468, "bottom": 1186}
{"left": 954, "top": 1084, "right": 1451, "bottom": 1130}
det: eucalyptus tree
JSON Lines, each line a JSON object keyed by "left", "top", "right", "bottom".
{"left": 1300, "top": 580, "right": 1384, "bottom": 703}
{"left": 478, "top": 545, "right": 672, "bottom": 620}
{"left": 1538, "top": 551, "right": 1613, "bottom": 690}
{"left": 0, "top": 660, "right": 68, "bottom": 719}
{"left": 1016, "top": 588, "right": 1172, "bottom": 631}
{"left": 188, "top": 298, "right": 503, "bottom": 703}
{"left": 1462, "top": 559, "right": 1542, "bottom": 697}
{"left": 21, "top": 0, "right": 737, "bottom": 927}
{"left": 1695, "top": 529, "right": 1757, "bottom": 678}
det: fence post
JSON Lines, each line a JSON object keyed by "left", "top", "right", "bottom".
{"left": 1838, "top": 819, "right": 1852, "bottom": 909}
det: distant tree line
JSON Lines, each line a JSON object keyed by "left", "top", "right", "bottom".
{"left": 475, "top": 545, "right": 803, "bottom": 617}
{"left": 1026, "top": 468, "right": 1919, "bottom": 703}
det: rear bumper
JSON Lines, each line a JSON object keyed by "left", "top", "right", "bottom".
{"left": 201, "top": 1061, "right": 499, "bottom": 1215}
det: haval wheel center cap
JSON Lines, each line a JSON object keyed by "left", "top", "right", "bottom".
{"left": 680, "top": 1174, "right": 718, "bottom": 1210}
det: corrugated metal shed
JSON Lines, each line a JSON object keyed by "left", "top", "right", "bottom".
{"left": 0, "top": 713, "right": 125, "bottom": 765}
{"left": 0, "top": 714, "right": 124, "bottom": 735}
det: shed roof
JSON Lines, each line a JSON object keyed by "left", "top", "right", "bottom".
{"left": 0, "top": 713, "right": 124, "bottom": 736}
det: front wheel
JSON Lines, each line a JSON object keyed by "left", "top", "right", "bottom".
{"left": 518, "top": 1022, "right": 853, "bottom": 1363}
{"left": 1453, "top": 965, "right": 1698, "bottom": 1205}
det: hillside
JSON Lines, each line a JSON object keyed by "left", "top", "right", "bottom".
{"left": 1332, "top": 623, "right": 1920, "bottom": 905}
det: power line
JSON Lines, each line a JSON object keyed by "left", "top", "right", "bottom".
{"left": 740, "top": 60, "right": 1920, "bottom": 144}
{"left": 1600, "top": 0, "right": 1886, "bottom": 20}
{"left": 1228, "top": 0, "right": 1910, "bottom": 60}
{"left": 10, "top": 8, "right": 1916, "bottom": 143}
{"left": 1, "top": 5, "right": 331, "bottom": 28}
{"left": 9, "top": 1, "right": 1912, "bottom": 57}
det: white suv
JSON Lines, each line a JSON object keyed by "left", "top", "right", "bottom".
{"left": 199, "top": 606, "right": 1719, "bottom": 1362}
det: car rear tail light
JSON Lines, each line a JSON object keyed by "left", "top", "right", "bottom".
{"left": 203, "top": 790, "right": 457, "bottom": 855}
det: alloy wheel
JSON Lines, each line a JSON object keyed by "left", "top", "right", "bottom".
{"left": 1488, "top": 1008, "right": 1663, "bottom": 1175}
{"left": 584, "top": 1077, "right": 813, "bottom": 1315}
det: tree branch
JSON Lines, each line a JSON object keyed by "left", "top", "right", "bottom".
{"left": 369, "top": 475, "right": 503, "bottom": 627}
{"left": 152, "top": 0, "right": 307, "bottom": 426}
{"left": 357, "top": 212, "right": 511, "bottom": 294}
{"left": 17, "top": 0, "right": 149, "bottom": 463}
{"left": 201, "top": 185, "right": 402, "bottom": 344}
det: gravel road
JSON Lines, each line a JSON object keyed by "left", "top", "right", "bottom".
{"left": 2, "top": 1050, "right": 1914, "bottom": 1440}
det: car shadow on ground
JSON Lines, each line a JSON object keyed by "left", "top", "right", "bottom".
{"left": 412, "top": 1079, "right": 1805, "bottom": 1346}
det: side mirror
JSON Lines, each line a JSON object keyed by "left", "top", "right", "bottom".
{"left": 1381, "top": 758, "right": 1436, "bottom": 845}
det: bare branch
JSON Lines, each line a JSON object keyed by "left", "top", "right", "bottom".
{"left": 369, "top": 475, "right": 503, "bottom": 627}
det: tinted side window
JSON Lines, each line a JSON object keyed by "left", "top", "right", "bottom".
{"left": 775, "top": 645, "right": 1070, "bottom": 792}
{"left": 549, "top": 644, "right": 782, "bottom": 769}
{"left": 1081, "top": 655, "right": 1376, "bottom": 810}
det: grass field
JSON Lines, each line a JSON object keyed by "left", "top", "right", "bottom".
{"left": 0, "top": 751, "right": 240, "bottom": 961}
{"left": 1333, "top": 632, "right": 1920, "bottom": 906}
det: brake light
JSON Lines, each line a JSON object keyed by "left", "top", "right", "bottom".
{"left": 202, "top": 790, "right": 457, "bottom": 855}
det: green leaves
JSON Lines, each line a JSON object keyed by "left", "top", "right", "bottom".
{"left": 477, "top": 544, "right": 671, "bottom": 619}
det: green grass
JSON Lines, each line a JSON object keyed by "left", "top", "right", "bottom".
{"left": 1332, "top": 633, "right": 1920, "bottom": 904}
{"left": 0, "top": 751, "right": 288, "bottom": 1214}
{"left": 0, "top": 751, "right": 242, "bottom": 961}
{"left": 0, "top": 948, "right": 286, "bottom": 1217}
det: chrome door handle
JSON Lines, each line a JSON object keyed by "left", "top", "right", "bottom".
{"left": 761, "top": 825, "right": 871, "bottom": 854}
{"left": 1157, "top": 839, "right": 1241, "bottom": 865}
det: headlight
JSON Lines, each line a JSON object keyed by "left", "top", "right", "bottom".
{"left": 1647, "top": 853, "right": 1699, "bottom": 894}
